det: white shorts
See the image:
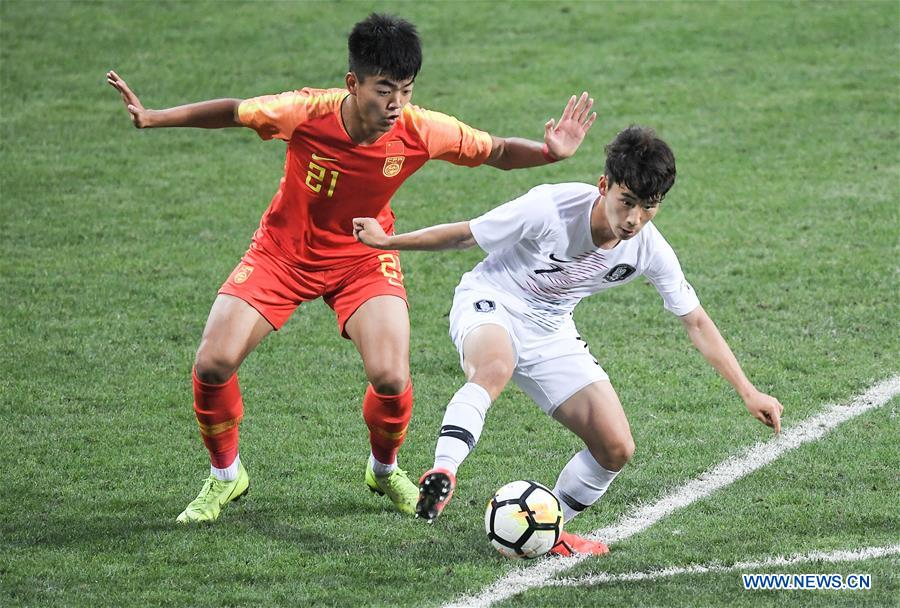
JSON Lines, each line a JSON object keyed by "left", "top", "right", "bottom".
{"left": 449, "top": 286, "right": 609, "bottom": 416}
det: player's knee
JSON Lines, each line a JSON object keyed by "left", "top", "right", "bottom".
{"left": 194, "top": 348, "right": 241, "bottom": 385}
{"left": 368, "top": 370, "right": 409, "bottom": 396}
{"left": 469, "top": 359, "right": 513, "bottom": 399}
{"left": 617, "top": 435, "right": 636, "bottom": 466}
{"left": 606, "top": 435, "right": 635, "bottom": 471}
{"left": 589, "top": 434, "right": 634, "bottom": 472}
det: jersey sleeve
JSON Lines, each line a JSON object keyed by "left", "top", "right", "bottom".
{"left": 238, "top": 90, "right": 310, "bottom": 141}
{"left": 470, "top": 186, "right": 556, "bottom": 253}
{"left": 643, "top": 231, "right": 701, "bottom": 316}
{"left": 405, "top": 105, "right": 493, "bottom": 167}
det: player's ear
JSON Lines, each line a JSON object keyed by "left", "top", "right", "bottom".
{"left": 597, "top": 174, "right": 608, "bottom": 196}
{"left": 345, "top": 72, "right": 358, "bottom": 94}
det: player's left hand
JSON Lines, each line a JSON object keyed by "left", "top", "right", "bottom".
{"left": 744, "top": 390, "right": 784, "bottom": 434}
{"left": 353, "top": 217, "right": 391, "bottom": 249}
{"left": 544, "top": 92, "right": 596, "bottom": 160}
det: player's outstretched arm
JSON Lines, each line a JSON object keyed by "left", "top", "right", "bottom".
{"left": 679, "top": 306, "right": 784, "bottom": 433}
{"left": 485, "top": 92, "right": 596, "bottom": 170}
{"left": 353, "top": 217, "right": 476, "bottom": 251}
{"left": 107, "top": 70, "right": 242, "bottom": 129}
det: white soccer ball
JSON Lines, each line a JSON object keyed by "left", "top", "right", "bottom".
{"left": 484, "top": 480, "right": 563, "bottom": 559}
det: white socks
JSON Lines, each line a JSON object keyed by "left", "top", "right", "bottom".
{"left": 369, "top": 453, "right": 397, "bottom": 477}
{"left": 553, "top": 448, "right": 620, "bottom": 522}
{"left": 211, "top": 453, "right": 241, "bottom": 481}
{"left": 433, "top": 382, "right": 492, "bottom": 474}
{"left": 431, "top": 384, "right": 619, "bottom": 522}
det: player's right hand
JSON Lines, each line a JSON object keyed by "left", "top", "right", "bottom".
{"left": 353, "top": 217, "right": 391, "bottom": 249}
{"left": 744, "top": 390, "right": 784, "bottom": 434}
{"left": 107, "top": 70, "right": 151, "bottom": 128}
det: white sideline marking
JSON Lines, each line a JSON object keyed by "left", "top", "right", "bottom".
{"left": 549, "top": 544, "right": 900, "bottom": 587}
{"left": 443, "top": 374, "right": 900, "bottom": 608}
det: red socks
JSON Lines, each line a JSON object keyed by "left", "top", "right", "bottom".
{"left": 192, "top": 370, "right": 410, "bottom": 468}
{"left": 362, "top": 380, "right": 413, "bottom": 464}
{"left": 192, "top": 368, "right": 243, "bottom": 468}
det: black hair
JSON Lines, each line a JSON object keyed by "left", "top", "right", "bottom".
{"left": 348, "top": 13, "right": 422, "bottom": 82}
{"left": 604, "top": 126, "right": 676, "bottom": 201}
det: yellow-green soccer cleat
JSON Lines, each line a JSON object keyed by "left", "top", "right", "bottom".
{"left": 176, "top": 462, "right": 249, "bottom": 524}
{"left": 365, "top": 461, "right": 418, "bottom": 515}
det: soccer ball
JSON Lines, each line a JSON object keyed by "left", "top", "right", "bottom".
{"left": 484, "top": 480, "right": 563, "bottom": 559}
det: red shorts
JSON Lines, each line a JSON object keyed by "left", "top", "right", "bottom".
{"left": 218, "top": 244, "right": 407, "bottom": 337}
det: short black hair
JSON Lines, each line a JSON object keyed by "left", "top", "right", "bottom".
{"left": 348, "top": 13, "right": 422, "bottom": 82}
{"left": 604, "top": 126, "right": 676, "bottom": 202}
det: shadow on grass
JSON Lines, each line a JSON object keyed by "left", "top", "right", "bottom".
{"left": 3, "top": 481, "right": 503, "bottom": 574}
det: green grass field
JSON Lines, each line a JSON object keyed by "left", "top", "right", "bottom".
{"left": 2, "top": 1, "right": 898, "bottom": 606}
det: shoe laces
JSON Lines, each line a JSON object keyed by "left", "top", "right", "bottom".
{"left": 192, "top": 475, "right": 226, "bottom": 503}
{"left": 380, "top": 468, "right": 416, "bottom": 496}
{"left": 381, "top": 467, "right": 409, "bottom": 486}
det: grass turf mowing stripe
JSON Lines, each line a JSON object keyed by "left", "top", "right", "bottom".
{"left": 443, "top": 374, "right": 900, "bottom": 608}
{"left": 547, "top": 544, "right": 900, "bottom": 587}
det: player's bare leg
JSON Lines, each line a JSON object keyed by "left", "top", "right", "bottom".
{"left": 195, "top": 294, "right": 275, "bottom": 384}
{"left": 552, "top": 381, "right": 635, "bottom": 473}
{"left": 461, "top": 324, "right": 517, "bottom": 401}
{"left": 418, "top": 324, "right": 515, "bottom": 521}
{"left": 177, "top": 294, "right": 274, "bottom": 524}
{"left": 546, "top": 381, "right": 634, "bottom": 554}
{"left": 345, "top": 295, "right": 419, "bottom": 514}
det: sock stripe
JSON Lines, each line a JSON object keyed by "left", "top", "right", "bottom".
{"left": 372, "top": 426, "right": 408, "bottom": 441}
{"left": 439, "top": 424, "right": 477, "bottom": 450}
{"left": 558, "top": 489, "right": 590, "bottom": 513}
{"left": 196, "top": 416, "right": 243, "bottom": 437}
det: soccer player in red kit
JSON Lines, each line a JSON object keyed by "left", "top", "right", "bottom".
{"left": 107, "top": 13, "right": 596, "bottom": 524}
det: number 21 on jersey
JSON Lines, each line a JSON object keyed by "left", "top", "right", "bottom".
{"left": 306, "top": 160, "right": 340, "bottom": 197}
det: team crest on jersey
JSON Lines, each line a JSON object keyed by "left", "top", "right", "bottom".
{"left": 473, "top": 299, "right": 496, "bottom": 313}
{"left": 603, "top": 264, "right": 636, "bottom": 282}
{"left": 233, "top": 264, "right": 254, "bottom": 284}
{"left": 383, "top": 156, "right": 404, "bottom": 177}
{"left": 384, "top": 140, "right": 406, "bottom": 177}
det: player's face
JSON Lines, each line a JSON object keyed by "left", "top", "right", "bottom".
{"left": 599, "top": 176, "right": 660, "bottom": 240}
{"left": 348, "top": 72, "right": 415, "bottom": 132}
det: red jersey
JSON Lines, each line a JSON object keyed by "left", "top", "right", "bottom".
{"left": 237, "top": 88, "right": 493, "bottom": 268}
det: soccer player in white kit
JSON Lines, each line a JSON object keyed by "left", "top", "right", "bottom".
{"left": 353, "top": 126, "right": 784, "bottom": 556}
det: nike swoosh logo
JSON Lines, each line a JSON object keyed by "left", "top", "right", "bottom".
{"left": 311, "top": 153, "right": 337, "bottom": 162}
{"left": 549, "top": 253, "right": 573, "bottom": 263}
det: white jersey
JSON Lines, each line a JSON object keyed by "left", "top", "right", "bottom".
{"left": 463, "top": 182, "right": 700, "bottom": 331}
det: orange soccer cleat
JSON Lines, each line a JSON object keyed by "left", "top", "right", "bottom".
{"left": 549, "top": 531, "right": 610, "bottom": 557}
{"left": 415, "top": 468, "right": 456, "bottom": 522}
